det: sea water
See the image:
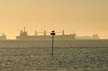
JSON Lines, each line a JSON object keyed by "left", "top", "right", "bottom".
{"left": 0, "top": 47, "right": 107, "bottom": 71}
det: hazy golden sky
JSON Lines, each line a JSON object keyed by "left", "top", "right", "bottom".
{"left": 0, "top": 0, "right": 108, "bottom": 39}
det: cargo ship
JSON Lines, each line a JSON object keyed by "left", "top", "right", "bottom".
{"left": 0, "top": 28, "right": 108, "bottom": 48}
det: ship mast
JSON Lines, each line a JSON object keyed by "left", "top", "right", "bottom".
{"left": 24, "top": 27, "right": 26, "bottom": 32}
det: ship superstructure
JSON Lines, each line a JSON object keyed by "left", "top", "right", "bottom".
{"left": 0, "top": 33, "right": 6, "bottom": 40}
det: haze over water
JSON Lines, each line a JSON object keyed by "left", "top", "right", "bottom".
{"left": 0, "top": 0, "right": 108, "bottom": 39}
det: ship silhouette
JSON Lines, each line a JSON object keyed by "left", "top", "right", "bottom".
{"left": 0, "top": 27, "right": 107, "bottom": 48}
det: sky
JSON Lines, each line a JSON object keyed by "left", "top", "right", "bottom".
{"left": 0, "top": 0, "right": 108, "bottom": 39}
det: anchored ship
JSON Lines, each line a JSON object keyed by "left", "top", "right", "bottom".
{"left": 0, "top": 27, "right": 107, "bottom": 48}
{"left": 16, "top": 27, "right": 99, "bottom": 40}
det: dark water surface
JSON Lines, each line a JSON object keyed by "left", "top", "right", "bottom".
{"left": 0, "top": 47, "right": 108, "bottom": 71}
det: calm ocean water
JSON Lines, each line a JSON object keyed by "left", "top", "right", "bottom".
{"left": 0, "top": 47, "right": 107, "bottom": 71}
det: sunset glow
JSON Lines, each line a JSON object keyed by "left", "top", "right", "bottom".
{"left": 0, "top": 0, "right": 108, "bottom": 39}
